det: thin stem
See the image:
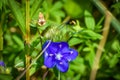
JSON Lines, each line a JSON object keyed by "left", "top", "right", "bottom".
{"left": 58, "top": 71, "right": 60, "bottom": 80}
{"left": 0, "top": 20, "right": 3, "bottom": 60}
{"left": 62, "top": 16, "right": 70, "bottom": 24}
{"left": 25, "top": 55, "right": 30, "bottom": 80}
{"left": 15, "top": 40, "right": 51, "bottom": 80}
{"left": 25, "top": 0, "right": 30, "bottom": 80}
{"left": 0, "top": 12, "right": 5, "bottom": 60}
{"left": 0, "top": 24, "right": 3, "bottom": 60}
{"left": 0, "top": 20, "right": 3, "bottom": 52}
{"left": 25, "top": 0, "right": 30, "bottom": 44}
{"left": 89, "top": 11, "right": 111, "bottom": 80}
{"left": 42, "top": 69, "right": 49, "bottom": 80}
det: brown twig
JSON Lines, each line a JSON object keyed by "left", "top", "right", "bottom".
{"left": 42, "top": 69, "right": 49, "bottom": 80}
{"left": 89, "top": 11, "right": 111, "bottom": 80}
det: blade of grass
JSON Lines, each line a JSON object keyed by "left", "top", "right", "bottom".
{"left": 8, "top": 0, "right": 26, "bottom": 35}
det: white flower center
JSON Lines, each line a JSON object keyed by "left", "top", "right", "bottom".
{"left": 70, "top": 51, "right": 73, "bottom": 54}
{"left": 55, "top": 53, "right": 63, "bottom": 60}
{"left": 45, "top": 52, "right": 48, "bottom": 57}
{"left": 49, "top": 54, "right": 54, "bottom": 56}
{"left": 59, "top": 62, "right": 63, "bottom": 64}
{"left": 59, "top": 44, "right": 62, "bottom": 48}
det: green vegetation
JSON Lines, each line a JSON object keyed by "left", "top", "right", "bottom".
{"left": 0, "top": 0, "right": 120, "bottom": 80}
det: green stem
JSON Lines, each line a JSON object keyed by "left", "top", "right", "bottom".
{"left": 25, "top": 55, "right": 30, "bottom": 80}
{"left": 25, "top": 0, "right": 30, "bottom": 44}
{"left": 58, "top": 71, "right": 60, "bottom": 80}
{"left": 25, "top": 0, "right": 30, "bottom": 80}
{"left": 0, "top": 12, "right": 5, "bottom": 60}
{"left": 0, "top": 21, "right": 3, "bottom": 60}
{"left": 0, "top": 24, "right": 3, "bottom": 60}
{"left": 0, "top": 21, "right": 3, "bottom": 52}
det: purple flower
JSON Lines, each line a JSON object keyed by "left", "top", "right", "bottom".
{"left": 0, "top": 61, "right": 5, "bottom": 67}
{"left": 42, "top": 40, "right": 78, "bottom": 72}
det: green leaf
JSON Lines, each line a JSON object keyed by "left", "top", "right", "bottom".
{"left": 14, "top": 56, "right": 24, "bottom": 67}
{"left": 109, "top": 54, "right": 119, "bottom": 68}
{"left": 51, "top": 1, "right": 63, "bottom": 11}
{"left": 111, "top": 2, "right": 120, "bottom": 14}
{"left": 8, "top": 0, "right": 26, "bottom": 35}
{"left": 0, "top": 0, "right": 7, "bottom": 10}
{"left": 30, "top": 0, "right": 42, "bottom": 18}
{"left": 70, "top": 57, "right": 86, "bottom": 74}
{"left": 81, "top": 29, "right": 102, "bottom": 40}
{"left": 83, "top": 47, "right": 90, "bottom": 52}
{"left": 68, "top": 37, "right": 83, "bottom": 46}
{"left": 111, "top": 39, "right": 120, "bottom": 51}
{"left": 84, "top": 10, "right": 95, "bottom": 30}
{"left": 50, "top": 1, "right": 65, "bottom": 23}
{"left": 12, "top": 35, "right": 24, "bottom": 50}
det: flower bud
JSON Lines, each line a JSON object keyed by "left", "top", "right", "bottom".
{"left": 38, "top": 12, "right": 46, "bottom": 26}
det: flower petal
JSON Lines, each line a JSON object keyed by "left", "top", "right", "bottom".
{"left": 57, "top": 42, "right": 69, "bottom": 49}
{"left": 63, "top": 48, "right": 78, "bottom": 62}
{"left": 55, "top": 42, "right": 69, "bottom": 53}
{"left": 50, "top": 41, "right": 68, "bottom": 50}
{"left": 44, "top": 55, "right": 56, "bottom": 68}
{"left": 42, "top": 40, "right": 58, "bottom": 53}
{"left": 0, "top": 61, "right": 5, "bottom": 67}
{"left": 56, "top": 60, "right": 69, "bottom": 72}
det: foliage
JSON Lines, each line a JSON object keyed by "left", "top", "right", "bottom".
{"left": 0, "top": 0, "right": 120, "bottom": 80}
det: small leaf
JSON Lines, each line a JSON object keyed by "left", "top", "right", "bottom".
{"left": 68, "top": 37, "right": 83, "bottom": 46}
{"left": 81, "top": 29, "right": 102, "bottom": 40}
{"left": 84, "top": 10, "right": 95, "bottom": 30}
{"left": 83, "top": 47, "right": 90, "bottom": 52}
{"left": 111, "top": 39, "right": 120, "bottom": 51}
{"left": 51, "top": 1, "right": 63, "bottom": 11}
{"left": 109, "top": 54, "right": 119, "bottom": 68}
{"left": 12, "top": 35, "right": 24, "bottom": 50}
{"left": 8, "top": 0, "right": 26, "bottom": 35}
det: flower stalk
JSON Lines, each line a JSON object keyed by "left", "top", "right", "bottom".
{"left": 58, "top": 71, "right": 60, "bottom": 80}
{"left": 0, "top": 19, "right": 3, "bottom": 60}
{"left": 25, "top": 55, "right": 30, "bottom": 80}
{"left": 0, "top": 12, "right": 5, "bottom": 60}
{"left": 25, "top": 0, "right": 30, "bottom": 44}
{"left": 90, "top": 11, "right": 111, "bottom": 80}
{"left": 25, "top": 0, "right": 30, "bottom": 80}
